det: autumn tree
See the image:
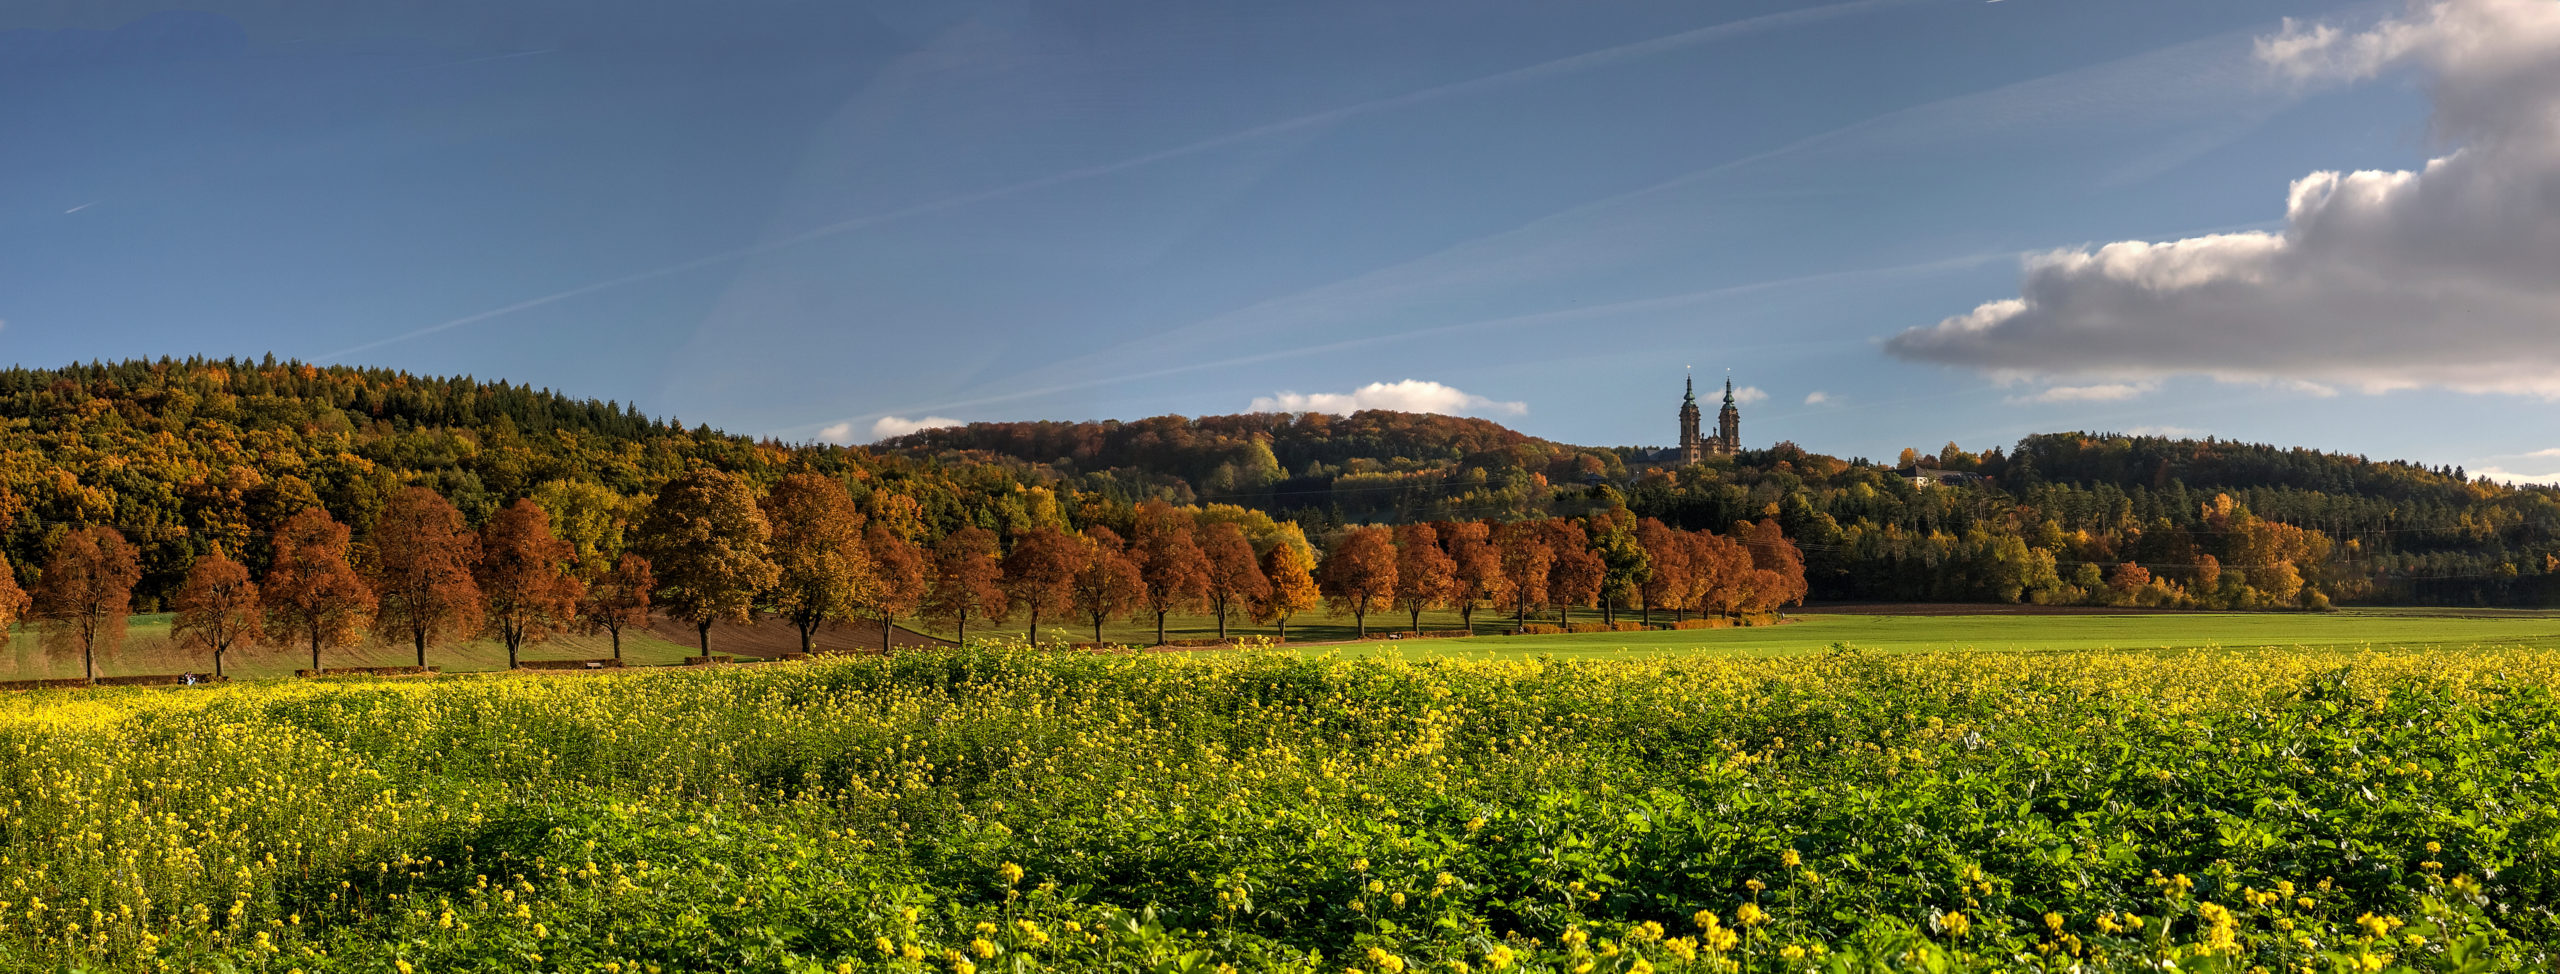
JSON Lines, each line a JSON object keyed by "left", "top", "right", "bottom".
{"left": 862, "top": 524, "right": 928, "bottom": 653}
{"left": 368, "top": 486, "right": 483, "bottom": 667}
{"left": 925, "top": 526, "right": 1007, "bottom": 646}
{"left": 1494, "top": 522, "right": 1552, "bottom": 628}
{"left": 760, "top": 473, "right": 875, "bottom": 655}
{"left": 36, "top": 526, "right": 142, "bottom": 682}
{"left": 1589, "top": 514, "right": 1651, "bottom": 625}
{"left": 1735, "top": 518, "right": 1809, "bottom": 613}
{"left": 262, "top": 508, "right": 376, "bottom": 673}
{"left": 1196, "top": 522, "right": 1268, "bottom": 641}
{"left": 479, "top": 499, "right": 584, "bottom": 668}
{"left": 1069, "top": 527, "right": 1145, "bottom": 643}
{"left": 0, "top": 554, "right": 28, "bottom": 651}
{"left": 639, "top": 467, "right": 779, "bottom": 657}
{"left": 1634, "top": 518, "right": 1692, "bottom": 625}
{"left": 1441, "top": 521, "right": 1507, "bottom": 634}
{"left": 1541, "top": 520, "right": 1604, "bottom": 626}
{"left": 1392, "top": 523, "right": 1455, "bottom": 634}
{"left": 1001, "top": 526, "right": 1079, "bottom": 646}
{"left": 1129, "top": 501, "right": 1209, "bottom": 646}
{"left": 172, "top": 547, "right": 261, "bottom": 679}
{"left": 1689, "top": 530, "right": 1753, "bottom": 620}
{"left": 1252, "top": 540, "right": 1321, "bottom": 642}
{"left": 1318, "top": 525, "right": 1397, "bottom": 638}
{"left": 578, "top": 554, "right": 654, "bottom": 661}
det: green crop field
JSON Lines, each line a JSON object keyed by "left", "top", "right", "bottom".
{"left": 2, "top": 636, "right": 2557, "bottom": 972}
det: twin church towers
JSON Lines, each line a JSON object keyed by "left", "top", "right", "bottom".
{"left": 1676, "top": 372, "right": 1741, "bottom": 463}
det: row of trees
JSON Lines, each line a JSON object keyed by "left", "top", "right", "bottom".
{"left": 0, "top": 462, "right": 1810, "bottom": 677}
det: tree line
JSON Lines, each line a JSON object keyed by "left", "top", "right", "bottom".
{"left": 0, "top": 463, "right": 1807, "bottom": 679}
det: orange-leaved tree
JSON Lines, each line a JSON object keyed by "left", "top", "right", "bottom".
{"left": 925, "top": 526, "right": 1006, "bottom": 646}
{"left": 1541, "top": 520, "right": 1603, "bottom": 627}
{"left": 1252, "top": 528, "right": 1321, "bottom": 642}
{"left": 0, "top": 554, "right": 28, "bottom": 652}
{"left": 172, "top": 546, "right": 261, "bottom": 680}
{"left": 262, "top": 508, "right": 376, "bottom": 674}
{"left": 1129, "top": 501, "right": 1208, "bottom": 646}
{"left": 1001, "top": 527, "right": 1079, "bottom": 647}
{"left": 578, "top": 554, "right": 653, "bottom": 661}
{"left": 1069, "top": 526, "right": 1145, "bottom": 644}
{"left": 1393, "top": 523, "right": 1455, "bottom": 634}
{"left": 368, "top": 486, "right": 482, "bottom": 668}
{"left": 1635, "top": 518, "right": 1692, "bottom": 625}
{"left": 862, "top": 524, "right": 927, "bottom": 653}
{"left": 1197, "top": 521, "right": 1268, "bottom": 641}
{"left": 761, "top": 473, "right": 874, "bottom": 655}
{"left": 1317, "top": 525, "right": 1397, "bottom": 638}
{"left": 479, "top": 499, "right": 584, "bottom": 669}
{"left": 1494, "top": 522, "right": 1551, "bottom": 628}
{"left": 638, "top": 466, "right": 778, "bottom": 658}
{"left": 36, "top": 525, "right": 141, "bottom": 682}
{"left": 1440, "top": 521, "right": 1508, "bottom": 634}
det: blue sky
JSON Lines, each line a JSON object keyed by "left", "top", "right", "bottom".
{"left": 7, "top": 1, "right": 2557, "bottom": 478}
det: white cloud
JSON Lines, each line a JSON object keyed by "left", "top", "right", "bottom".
{"left": 1888, "top": 0, "right": 2560, "bottom": 398}
{"left": 1732, "top": 385, "right": 1768, "bottom": 405}
{"left": 1803, "top": 390, "right": 1831, "bottom": 405}
{"left": 2012, "top": 381, "right": 2159, "bottom": 404}
{"left": 868, "top": 415, "right": 965, "bottom": 441}
{"left": 815, "top": 422, "right": 855, "bottom": 444}
{"left": 2126, "top": 425, "right": 2208, "bottom": 438}
{"left": 2471, "top": 466, "right": 2560, "bottom": 485}
{"left": 1249, "top": 380, "right": 1527, "bottom": 418}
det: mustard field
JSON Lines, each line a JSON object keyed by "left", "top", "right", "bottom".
{"left": 0, "top": 645, "right": 2553, "bottom": 972}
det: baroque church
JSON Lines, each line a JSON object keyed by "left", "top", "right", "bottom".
{"left": 1677, "top": 373, "right": 1740, "bottom": 463}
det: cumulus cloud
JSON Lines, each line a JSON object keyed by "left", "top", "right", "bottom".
{"left": 867, "top": 415, "right": 965, "bottom": 441}
{"left": 2126, "top": 424, "right": 2208, "bottom": 438}
{"left": 2012, "top": 381, "right": 2159, "bottom": 404}
{"left": 1804, "top": 390, "right": 1831, "bottom": 405}
{"left": 1732, "top": 385, "right": 1769, "bottom": 405}
{"left": 1888, "top": 0, "right": 2560, "bottom": 398}
{"left": 2472, "top": 466, "right": 2560, "bottom": 485}
{"left": 1249, "top": 380, "right": 1527, "bottom": 417}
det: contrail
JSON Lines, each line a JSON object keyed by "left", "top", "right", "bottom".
{"left": 64, "top": 202, "right": 94, "bottom": 214}
{"left": 316, "top": 0, "right": 1926, "bottom": 362}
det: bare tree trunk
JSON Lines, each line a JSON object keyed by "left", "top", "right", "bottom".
{"left": 1410, "top": 607, "right": 1422, "bottom": 633}
{"left": 798, "top": 620, "right": 815, "bottom": 655}
{"left": 608, "top": 625, "right": 622, "bottom": 661}
{"left": 1155, "top": 610, "right": 1167, "bottom": 646}
{"left": 881, "top": 614, "right": 893, "bottom": 653}
{"left": 309, "top": 625, "right": 322, "bottom": 674}
{"left": 415, "top": 629, "right": 427, "bottom": 668}
{"left": 1027, "top": 607, "right": 1039, "bottom": 647}
{"left": 955, "top": 610, "right": 967, "bottom": 647}
{"left": 84, "top": 639, "right": 95, "bottom": 684}
{"left": 696, "top": 620, "right": 711, "bottom": 658}
{"left": 1354, "top": 609, "right": 1365, "bottom": 638}
{"left": 1214, "top": 603, "right": 1228, "bottom": 641}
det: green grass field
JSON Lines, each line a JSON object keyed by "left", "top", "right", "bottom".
{"left": 11, "top": 606, "right": 2560, "bottom": 681}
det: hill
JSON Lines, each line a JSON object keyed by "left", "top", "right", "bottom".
{"left": 4, "top": 358, "right": 2555, "bottom": 609}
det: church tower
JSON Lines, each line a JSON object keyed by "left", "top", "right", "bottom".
{"left": 1716, "top": 376, "right": 1741, "bottom": 455}
{"left": 1677, "top": 373, "right": 1704, "bottom": 464}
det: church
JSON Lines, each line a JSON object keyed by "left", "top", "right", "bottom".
{"left": 1676, "top": 373, "right": 1740, "bottom": 462}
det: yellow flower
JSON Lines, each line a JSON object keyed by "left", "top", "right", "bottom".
{"left": 1366, "top": 947, "right": 1407, "bottom": 973}
{"left": 1780, "top": 945, "right": 1806, "bottom": 960}
{"left": 996, "top": 862, "right": 1025, "bottom": 886}
{"left": 1781, "top": 849, "right": 1802, "bottom": 868}
{"left": 1939, "top": 912, "right": 1970, "bottom": 937}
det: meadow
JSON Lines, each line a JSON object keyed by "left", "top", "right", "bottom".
{"left": 0, "top": 637, "right": 2554, "bottom": 972}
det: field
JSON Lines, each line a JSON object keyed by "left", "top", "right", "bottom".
{"left": 1, "top": 632, "right": 2556, "bottom": 972}
{"left": 20, "top": 606, "right": 2560, "bottom": 682}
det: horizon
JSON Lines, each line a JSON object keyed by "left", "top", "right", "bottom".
{"left": 7, "top": 1, "right": 2559, "bottom": 480}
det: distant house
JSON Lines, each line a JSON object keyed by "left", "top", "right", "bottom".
{"left": 1901, "top": 467, "right": 1989, "bottom": 489}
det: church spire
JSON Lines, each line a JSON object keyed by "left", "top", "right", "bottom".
{"left": 1722, "top": 375, "right": 1734, "bottom": 406}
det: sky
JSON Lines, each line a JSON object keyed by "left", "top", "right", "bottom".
{"left": 6, "top": 0, "right": 2558, "bottom": 480}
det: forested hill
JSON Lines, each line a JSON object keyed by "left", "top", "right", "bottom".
{"left": 6, "top": 358, "right": 2556, "bottom": 610}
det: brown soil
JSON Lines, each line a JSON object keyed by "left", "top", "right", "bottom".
{"left": 641, "top": 613, "right": 954, "bottom": 658}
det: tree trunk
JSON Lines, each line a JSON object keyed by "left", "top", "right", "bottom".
{"left": 310, "top": 624, "right": 322, "bottom": 674}
{"left": 84, "top": 639, "right": 95, "bottom": 684}
{"left": 1215, "top": 603, "right": 1228, "bottom": 641}
{"left": 1354, "top": 609, "right": 1365, "bottom": 638}
{"left": 213, "top": 646, "right": 224, "bottom": 681}
{"left": 1093, "top": 615, "right": 1104, "bottom": 643}
{"left": 1410, "top": 607, "right": 1422, "bottom": 634}
{"left": 881, "top": 613, "right": 893, "bottom": 653}
{"left": 955, "top": 610, "right": 967, "bottom": 648}
{"left": 1559, "top": 604, "right": 1571, "bottom": 627}
{"left": 1603, "top": 600, "right": 1615, "bottom": 626}
{"left": 1027, "top": 606, "right": 1040, "bottom": 647}
{"left": 1155, "top": 610, "right": 1167, "bottom": 646}
{"left": 799, "top": 620, "right": 815, "bottom": 655}
{"left": 696, "top": 620, "right": 711, "bottom": 658}
{"left": 1461, "top": 603, "right": 1474, "bottom": 634}
{"left": 1277, "top": 618, "right": 1287, "bottom": 643}
{"left": 1642, "top": 602, "right": 1651, "bottom": 627}
{"left": 415, "top": 628, "right": 428, "bottom": 668}
{"left": 507, "top": 631, "right": 520, "bottom": 669}
{"left": 609, "top": 625, "right": 622, "bottom": 661}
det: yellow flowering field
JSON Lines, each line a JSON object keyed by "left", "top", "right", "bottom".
{"left": 0, "top": 644, "right": 2552, "bottom": 972}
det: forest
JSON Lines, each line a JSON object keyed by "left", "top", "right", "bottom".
{"left": 4, "top": 358, "right": 2555, "bottom": 618}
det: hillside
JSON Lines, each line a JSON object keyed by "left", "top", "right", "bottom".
{"left": 5, "top": 358, "right": 2556, "bottom": 609}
